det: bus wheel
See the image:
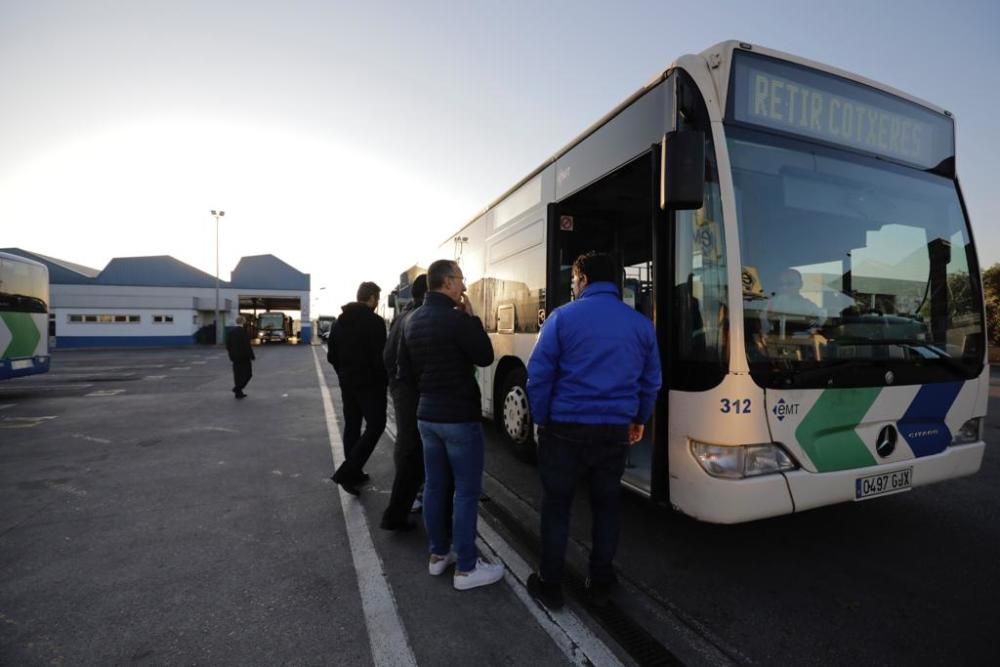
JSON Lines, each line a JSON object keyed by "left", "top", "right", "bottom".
{"left": 498, "top": 367, "right": 535, "bottom": 461}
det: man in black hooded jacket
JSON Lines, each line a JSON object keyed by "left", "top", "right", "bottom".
{"left": 328, "top": 281, "right": 387, "bottom": 494}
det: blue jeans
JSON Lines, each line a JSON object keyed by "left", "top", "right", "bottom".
{"left": 418, "top": 420, "right": 484, "bottom": 572}
{"left": 538, "top": 422, "right": 629, "bottom": 586}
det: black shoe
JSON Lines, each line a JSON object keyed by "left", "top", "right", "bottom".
{"left": 584, "top": 577, "right": 614, "bottom": 608}
{"left": 358, "top": 472, "right": 370, "bottom": 482}
{"left": 379, "top": 516, "right": 416, "bottom": 532}
{"left": 527, "top": 573, "right": 564, "bottom": 610}
{"left": 235, "top": 391, "right": 247, "bottom": 399}
{"left": 334, "top": 479, "right": 361, "bottom": 496}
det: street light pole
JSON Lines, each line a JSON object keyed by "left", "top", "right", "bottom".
{"left": 210, "top": 210, "right": 225, "bottom": 344}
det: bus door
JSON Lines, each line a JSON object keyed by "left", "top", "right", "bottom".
{"left": 546, "top": 151, "right": 660, "bottom": 495}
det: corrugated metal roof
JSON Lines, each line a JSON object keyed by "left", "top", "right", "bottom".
{"left": 230, "top": 254, "right": 310, "bottom": 291}
{"left": 97, "top": 255, "right": 225, "bottom": 288}
{"left": 4, "top": 249, "right": 309, "bottom": 292}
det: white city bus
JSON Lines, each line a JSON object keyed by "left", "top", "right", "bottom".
{"left": 0, "top": 251, "right": 51, "bottom": 380}
{"left": 408, "top": 41, "right": 987, "bottom": 523}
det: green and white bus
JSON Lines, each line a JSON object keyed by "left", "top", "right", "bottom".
{"left": 0, "top": 251, "right": 50, "bottom": 380}
{"left": 411, "top": 41, "right": 986, "bottom": 523}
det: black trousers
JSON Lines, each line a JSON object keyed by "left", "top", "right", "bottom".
{"left": 538, "top": 422, "right": 629, "bottom": 586}
{"left": 232, "top": 360, "right": 252, "bottom": 393}
{"left": 335, "top": 382, "right": 387, "bottom": 480}
{"left": 382, "top": 383, "right": 426, "bottom": 524}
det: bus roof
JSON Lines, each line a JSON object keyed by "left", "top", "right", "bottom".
{"left": 0, "top": 251, "right": 48, "bottom": 270}
{"left": 441, "top": 40, "right": 952, "bottom": 244}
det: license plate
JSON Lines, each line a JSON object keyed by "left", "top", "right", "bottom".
{"left": 11, "top": 359, "right": 34, "bottom": 370}
{"left": 855, "top": 467, "right": 913, "bottom": 500}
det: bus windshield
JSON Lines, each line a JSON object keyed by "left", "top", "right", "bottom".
{"left": 730, "top": 128, "right": 984, "bottom": 388}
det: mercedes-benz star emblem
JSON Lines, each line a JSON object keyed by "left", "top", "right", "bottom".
{"left": 885, "top": 371, "right": 895, "bottom": 385}
{"left": 876, "top": 425, "right": 897, "bottom": 458}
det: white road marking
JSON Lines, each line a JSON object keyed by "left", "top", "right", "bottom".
{"left": 0, "top": 416, "right": 58, "bottom": 429}
{"left": 85, "top": 389, "right": 126, "bottom": 397}
{"left": 170, "top": 367, "right": 191, "bottom": 371}
{"left": 384, "top": 414, "right": 621, "bottom": 666}
{"left": 0, "top": 404, "right": 15, "bottom": 411}
{"left": 71, "top": 433, "right": 112, "bottom": 444}
{"left": 311, "top": 346, "right": 417, "bottom": 667}
{"left": 145, "top": 375, "right": 167, "bottom": 380}
{"left": 180, "top": 426, "right": 238, "bottom": 434}
{"left": 191, "top": 361, "right": 207, "bottom": 365}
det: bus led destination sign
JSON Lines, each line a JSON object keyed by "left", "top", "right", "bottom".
{"left": 730, "top": 51, "right": 954, "bottom": 170}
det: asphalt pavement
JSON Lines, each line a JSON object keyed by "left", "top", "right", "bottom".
{"left": 0, "top": 346, "right": 599, "bottom": 666}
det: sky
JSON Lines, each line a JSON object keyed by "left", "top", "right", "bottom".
{"left": 1, "top": 0, "right": 997, "bottom": 316}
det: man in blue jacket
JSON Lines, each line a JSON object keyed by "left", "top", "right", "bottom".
{"left": 526, "top": 252, "right": 662, "bottom": 609}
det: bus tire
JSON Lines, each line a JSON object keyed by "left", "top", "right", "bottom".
{"left": 497, "top": 367, "right": 535, "bottom": 461}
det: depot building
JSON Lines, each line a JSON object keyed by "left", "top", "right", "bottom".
{"left": 1, "top": 248, "right": 312, "bottom": 347}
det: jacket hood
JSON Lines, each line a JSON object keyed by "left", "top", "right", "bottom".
{"left": 339, "top": 302, "right": 376, "bottom": 322}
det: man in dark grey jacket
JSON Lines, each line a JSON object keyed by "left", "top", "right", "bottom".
{"left": 380, "top": 274, "right": 428, "bottom": 531}
{"left": 398, "top": 260, "right": 503, "bottom": 590}
{"left": 328, "top": 281, "right": 387, "bottom": 495}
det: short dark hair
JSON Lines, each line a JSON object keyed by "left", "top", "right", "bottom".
{"left": 573, "top": 252, "right": 617, "bottom": 285}
{"left": 427, "top": 259, "right": 458, "bottom": 290}
{"left": 411, "top": 273, "right": 428, "bottom": 302}
{"left": 357, "top": 281, "right": 381, "bottom": 302}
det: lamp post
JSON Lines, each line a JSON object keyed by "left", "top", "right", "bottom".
{"left": 210, "top": 210, "right": 225, "bottom": 344}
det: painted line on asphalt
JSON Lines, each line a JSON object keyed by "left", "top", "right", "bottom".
{"left": 71, "top": 433, "right": 113, "bottom": 444}
{"left": 383, "top": 407, "right": 622, "bottom": 667}
{"left": 311, "top": 346, "right": 417, "bottom": 667}
{"left": 0, "top": 416, "right": 58, "bottom": 429}
{"left": 85, "top": 389, "right": 126, "bottom": 397}
{"left": 0, "top": 404, "right": 14, "bottom": 411}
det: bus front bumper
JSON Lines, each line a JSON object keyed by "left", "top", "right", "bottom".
{"left": 783, "top": 442, "right": 985, "bottom": 513}
{"left": 670, "top": 441, "right": 985, "bottom": 524}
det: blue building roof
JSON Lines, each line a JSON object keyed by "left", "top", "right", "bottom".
{"left": 230, "top": 254, "right": 310, "bottom": 291}
{"left": 97, "top": 256, "right": 224, "bottom": 288}
{"left": 1, "top": 249, "right": 309, "bottom": 291}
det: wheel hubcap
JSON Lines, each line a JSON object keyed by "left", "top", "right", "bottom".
{"left": 503, "top": 386, "right": 529, "bottom": 443}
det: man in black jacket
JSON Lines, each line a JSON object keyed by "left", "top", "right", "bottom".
{"left": 328, "top": 281, "right": 387, "bottom": 495}
{"left": 398, "top": 260, "right": 504, "bottom": 590}
{"left": 225, "top": 316, "right": 255, "bottom": 399}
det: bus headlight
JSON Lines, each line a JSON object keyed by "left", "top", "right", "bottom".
{"left": 951, "top": 418, "right": 982, "bottom": 446}
{"left": 691, "top": 441, "right": 797, "bottom": 479}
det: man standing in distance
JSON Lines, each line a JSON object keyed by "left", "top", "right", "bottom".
{"left": 225, "top": 315, "right": 255, "bottom": 399}
{"left": 328, "top": 281, "right": 388, "bottom": 495}
{"left": 398, "top": 260, "right": 504, "bottom": 589}
{"left": 526, "top": 252, "right": 662, "bottom": 609}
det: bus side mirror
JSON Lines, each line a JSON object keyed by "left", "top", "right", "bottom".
{"left": 387, "top": 292, "right": 397, "bottom": 308}
{"left": 660, "top": 130, "right": 705, "bottom": 210}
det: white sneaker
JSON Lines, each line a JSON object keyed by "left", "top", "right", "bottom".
{"left": 428, "top": 552, "right": 456, "bottom": 576}
{"left": 410, "top": 497, "right": 422, "bottom": 513}
{"left": 453, "top": 558, "right": 504, "bottom": 590}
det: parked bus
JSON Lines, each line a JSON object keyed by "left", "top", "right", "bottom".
{"left": 387, "top": 265, "right": 427, "bottom": 321}
{"left": 316, "top": 315, "right": 337, "bottom": 341}
{"left": 0, "top": 251, "right": 51, "bottom": 379}
{"left": 256, "top": 312, "right": 292, "bottom": 343}
{"left": 403, "top": 41, "right": 987, "bottom": 523}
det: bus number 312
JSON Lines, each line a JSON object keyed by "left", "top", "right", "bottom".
{"left": 720, "top": 398, "right": 752, "bottom": 414}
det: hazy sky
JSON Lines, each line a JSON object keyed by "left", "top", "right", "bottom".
{"left": 2, "top": 0, "right": 997, "bottom": 314}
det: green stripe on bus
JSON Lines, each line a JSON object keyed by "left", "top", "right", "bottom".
{"left": 794, "top": 388, "right": 880, "bottom": 472}
{"left": 1, "top": 312, "right": 41, "bottom": 358}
